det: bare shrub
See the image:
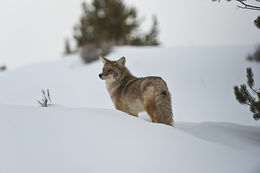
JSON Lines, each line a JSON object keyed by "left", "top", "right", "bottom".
{"left": 79, "top": 41, "right": 114, "bottom": 63}
{"left": 37, "top": 89, "right": 52, "bottom": 107}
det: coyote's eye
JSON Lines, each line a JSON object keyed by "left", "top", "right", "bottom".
{"left": 108, "top": 70, "right": 113, "bottom": 73}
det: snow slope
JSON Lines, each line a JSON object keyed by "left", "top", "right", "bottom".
{"left": 0, "top": 46, "right": 259, "bottom": 125}
{"left": 0, "top": 46, "right": 260, "bottom": 172}
{"left": 1, "top": 104, "right": 260, "bottom": 173}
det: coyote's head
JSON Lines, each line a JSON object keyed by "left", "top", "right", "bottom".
{"left": 99, "top": 56, "right": 126, "bottom": 81}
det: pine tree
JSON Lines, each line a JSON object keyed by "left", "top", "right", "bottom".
{"left": 72, "top": 0, "right": 159, "bottom": 48}
{"left": 73, "top": 2, "right": 95, "bottom": 47}
{"left": 70, "top": 0, "right": 160, "bottom": 63}
{"left": 73, "top": 0, "right": 140, "bottom": 47}
{"left": 144, "top": 16, "right": 160, "bottom": 46}
{"left": 234, "top": 67, "right": 260, "bottom": 120}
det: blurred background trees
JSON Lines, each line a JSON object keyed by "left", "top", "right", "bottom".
{"left": 247, "top": 45, "right": 260, "bottom": 62}
{"left": 65, "top": 0, "right": 160, "bottom": 63}
{"left": 0, "top": 65, "right": 6, "bottom": 72}
{"left": 254, "top": 16, "right": 260, "bottom": 29}
{"left": 64, "top": 39, "right": 72, "bottom": 55}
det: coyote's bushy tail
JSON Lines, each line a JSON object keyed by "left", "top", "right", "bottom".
{"left": 155, "top": 85, "right": 173, "bottom": 126}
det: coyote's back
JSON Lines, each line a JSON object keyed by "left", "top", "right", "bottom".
{"left": 99, "top": 56, "right": 173, "bottom": 126}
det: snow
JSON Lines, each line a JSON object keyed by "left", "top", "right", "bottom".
{"left": 0, "top": 46, "right": 260, "bottom": 125}
{"left": 1, "top": 105, "right": 260, "bottom": 173}
{"left": 0, "top": 46, "right": 260, "bottom": 172}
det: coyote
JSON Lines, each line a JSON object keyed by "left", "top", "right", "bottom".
{"left": 99, "top": 56, "right": 173, "bottom": 126}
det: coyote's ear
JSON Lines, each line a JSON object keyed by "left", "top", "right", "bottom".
{"left": 117, "top": 57, "right": 126, "bottom": 67}
{"left": 99, "top": 56, "right": 108, "bottom": 64}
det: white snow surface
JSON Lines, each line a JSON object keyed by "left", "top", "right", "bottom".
{"left": 0, "top": 105, "right": 260, "bottom": 173}
{"left": 0, "top": 46, "right": 260, "bottom": 172}
{"left": 1, "top": 46, "right": 260, "bottom": 125}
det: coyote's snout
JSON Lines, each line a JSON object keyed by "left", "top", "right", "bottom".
{"left": 99, "top": 56, "right": 173, "bottom": 126}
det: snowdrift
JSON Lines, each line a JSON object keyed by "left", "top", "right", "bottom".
{"left": 0, "top": 46, "right": 260, "bottom": 125}
{"left": 0, "top": 46, "right": 260, "bottom": 172}
{"left": 0, "top": 104, "right": 260, "bottom": 173}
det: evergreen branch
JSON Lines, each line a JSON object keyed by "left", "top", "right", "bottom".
{"left": 242, "top": 85, "right": 256, "bottom": 104}
{"left": 248, "top": 85, "right": 259, "bottom": 94}
{"left": 234, "top": 85, "right": 247, "bottom": 104}
{"left": 234, "top": 85, "right": 253, "bottom": 107}
{"left": 246, "top": 67, "right": 254, "bottom": 88}
{"left": 234, "top": 67, "right": 260, "bottom": 121}
{"left": 246, "top": 67, "right": 259, "bottom": 95}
